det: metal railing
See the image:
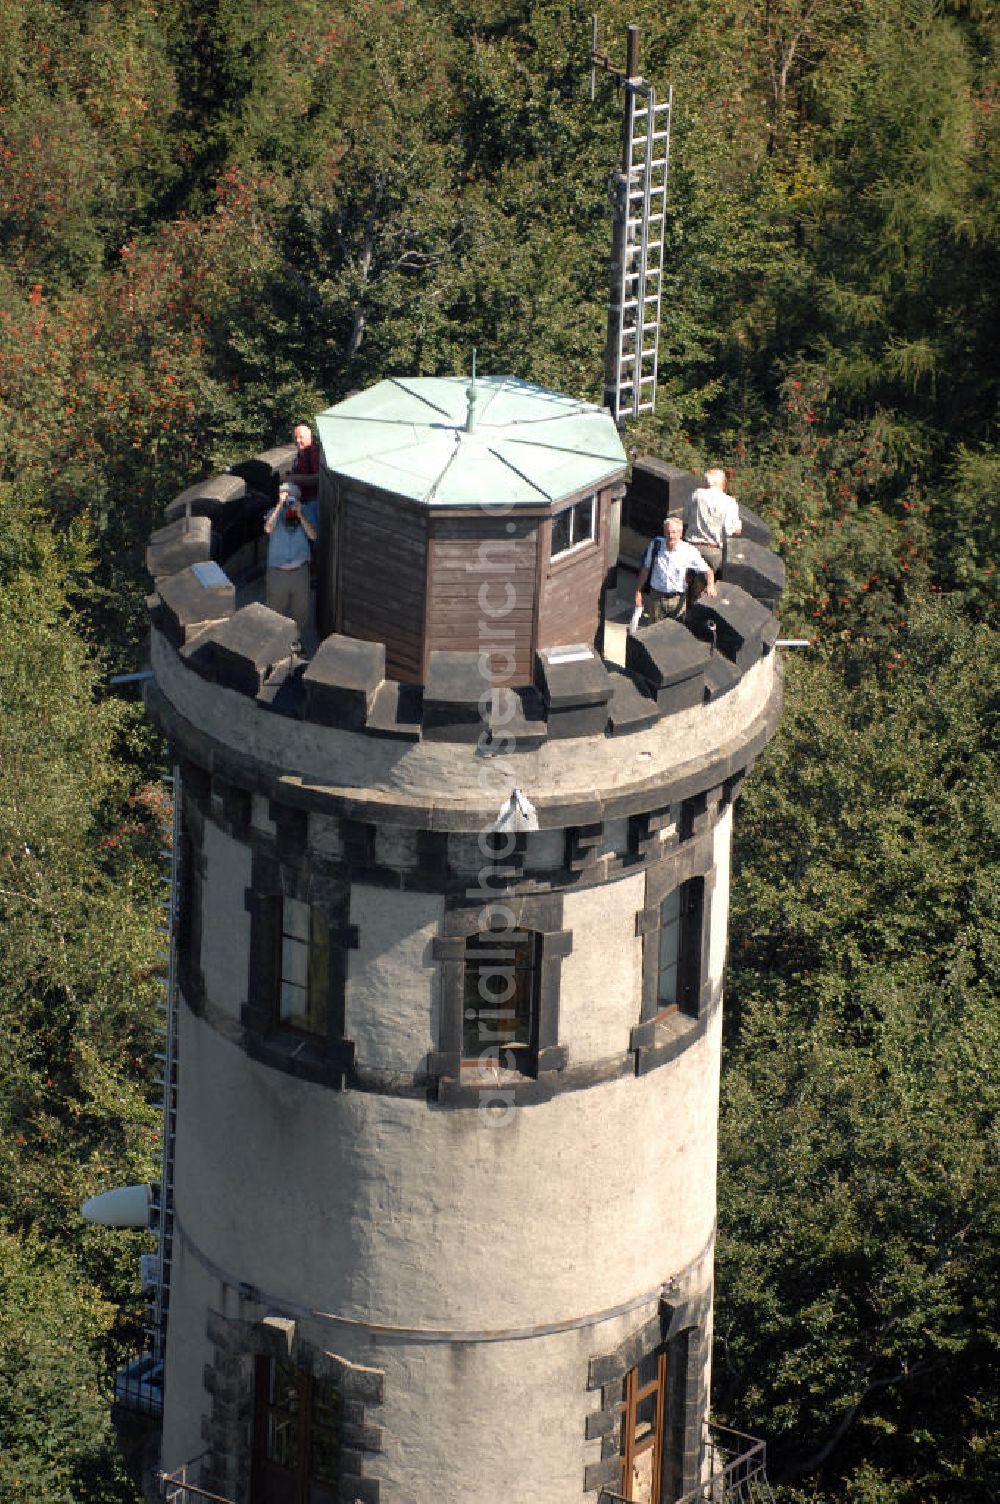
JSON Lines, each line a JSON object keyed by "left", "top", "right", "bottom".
{"left": 103, "top": 1301, "right": 163, "bottom": 1421}
{"left": 599, "top": 1422, "right": 774, "bottom": 1504}
{"left": 159, "top": 1455, "right": 235, "bottom": 1504}
{"left": 674, "top": 1422, "right": 775, "bottom": 1504}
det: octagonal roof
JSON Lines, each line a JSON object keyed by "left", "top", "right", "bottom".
{"left": 314, "top": 374, "right": 627, "bottom": 509}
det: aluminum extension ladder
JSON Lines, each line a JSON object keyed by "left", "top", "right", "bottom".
{"left": 608, "top": 80, "right": 672, "bottom": 423}
{"left": 149, "top": 762, "right": 182, "bottom": 1356}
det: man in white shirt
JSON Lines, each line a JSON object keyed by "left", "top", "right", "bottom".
{"left": 634, "top": 516, "right": 717, "bottom": 623}
{"left": 684, "top": 467, "right": 741, "bottom": 573}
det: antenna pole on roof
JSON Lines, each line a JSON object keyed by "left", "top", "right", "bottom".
{"left": 590, "top": 19, "right": 672, "bottom": 430}
{"left": 465, "top": 348, "right": 478, "bottom": 432}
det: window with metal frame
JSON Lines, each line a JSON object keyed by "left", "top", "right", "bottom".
{"left": 252, "top": 1356, "right": 343, "bottom": 1504}
{"left": 550, "top": 493, "right": 596, "bottom": 560}
{"left": 657, "top": 878, "right": 703, "bottom": 1015}
{"left": 620, "top": 1349, "right": 668, "bottom": 1503}
{"left": 277, "top": 896, "right": 330, "bottom": 1036}
{"left": 462, "top": 929, "right": 539, "bottom": 1072}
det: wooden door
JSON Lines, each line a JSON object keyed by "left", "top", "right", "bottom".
{"left": 252, "top": 1356, "right": 341, "bottom": 1504}
{"left": 620, "top": 1350, "right": 667, "bottom": 1503}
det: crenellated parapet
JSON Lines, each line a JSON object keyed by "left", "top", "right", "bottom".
{"left": 145, "top": 446, "right": 785, "bottom": 747}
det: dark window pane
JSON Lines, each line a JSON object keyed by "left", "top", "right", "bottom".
{"left": 266, "top": 1413, "right": 298, "bottom": 1469}
{"left": 635, "top": 1389, "right": 657, "bottom": 1439}
{"left": 463, "top": 932, "right": 536, "bottom": 1062}
{"left": 551, "top": 508, "right": 573, "bottom": 557}
{"left": 307, "top": 913, "right": 330, "bottom": 1036}
{"left": 660, "top": 883, "right": 705, "bottom": 1013}
{"left": 270, "top": 1358, "right": 300, "bottom": 1412}
{"left": 576, "top": 495, "right": 595, "bottom": 542}
{"left": 279, "top": 900, "right": 328, "bottom": 1036}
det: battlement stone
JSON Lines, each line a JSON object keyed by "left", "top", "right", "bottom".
{"left": 154, "top": 562, "right": 235, "bottom": 648}
{"left": 190, "top": 603, "right": 298, "bottom": 696}
{"left": 686, "top": 584, "right": 778, "bottom": 671}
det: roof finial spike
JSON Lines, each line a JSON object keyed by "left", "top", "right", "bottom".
{"left": 465, "top": 348, "right": 478, "bottom": 433}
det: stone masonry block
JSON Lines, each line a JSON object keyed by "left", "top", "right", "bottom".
{"left": 626, "top": 619, "right": 709, "bottom": 713}
{"left": 155, "top": 563, "right": 235, "bottom": 649}
{"left": 194, "top": 604, "right": 298, "bottom": 695}
{"left": 724, "top": 535, "right": 785, "bottom": 610}
{"left": 165, "top": 471, "right": 247, "bottom": 523}
{"left": 146, "top": 513, "right": 214, "bottom": 580}
{"left": 303, "top": 634, "right": 386, "bottom": 730}
{"left": 626, "top": 456, "right": 698, "bottom": 536}
{"left": 734, "top": 501, "right": 772, "bottom": 547}
{"left": 686, "top": 582, "right": 777, "bottom": 671}
{"left": 205, "top": 1310, "right": 241, "bottom": 1354}
{"left": 421, "top": 651, "right": 488, "bottom": 742}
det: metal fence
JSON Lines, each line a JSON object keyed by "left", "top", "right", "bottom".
{"left": 600, "top": 1421, "right": 774, "bottom": 1504}
{"left": 159, "top": 1455, "right": 235, "bottom": 1504}
{"left": 103, "top": 1303, "right": 164, "bottom": 1421}
{"left": 674, "top": 1422, "right": 775, "bottom": 1504}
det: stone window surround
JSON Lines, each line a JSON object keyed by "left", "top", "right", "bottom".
{"left": 242, "top": 809, "right": 358, "bottom": 1087}
{"left": 629, "top": 810, "right": 718, "bottom": 1076}
{"left": 178, "top": 762, "right": 736, "bottom": 1098}
{"left": 583, "top": 1288, "right": 711, "bottom": 1501}
{"left": 200, "top": 1306, "right": 383, "bottom": 1504}
{"left": 429, "top": 889, "right": 571, "bottom": 1106}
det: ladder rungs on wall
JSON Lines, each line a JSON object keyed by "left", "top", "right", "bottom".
{"left": 607, "top": 78, "right": 672, "bottom": 424}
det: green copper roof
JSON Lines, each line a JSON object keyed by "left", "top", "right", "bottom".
{"left": 314, "top": 375, "right": 627, "bottom": 509}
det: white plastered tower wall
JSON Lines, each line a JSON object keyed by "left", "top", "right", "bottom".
{"left": 141, "top": 390, "right": 785, "bottom": 1502}
{"left": 149, "top": 630, "right": 777, "bottom": 1502}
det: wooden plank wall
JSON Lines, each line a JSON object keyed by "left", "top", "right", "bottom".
{"left": 535, "top": 491, "right": 610, "bottom": 652}
{"left": 315, "top": 470, "right": 337, "bottom": 640}
{"left": 338, "top": 485, "right": 428, "bottom": 683}
{"left": 425, "top": 516, "right": 539, "bottom": 686}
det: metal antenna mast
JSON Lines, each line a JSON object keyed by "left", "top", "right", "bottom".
{"left": 591, "top": 19, "right": 672, "bottom": 427}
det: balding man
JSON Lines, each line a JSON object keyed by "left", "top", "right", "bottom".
{"left": 635, "top": 516, "right": 716, "bottom": 623}
{"left": 291, "top": 422, "right": 319, "bottom": 500}
{"left": 684, "top": 466, "right": 741, "bottom": 574}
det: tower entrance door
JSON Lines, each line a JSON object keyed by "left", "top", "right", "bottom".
{"left": 620, "top": 1350, "right": 668, "bottom": 1502}
{"left": 251, "top": 1356, "right": 343, "bottom": 1504}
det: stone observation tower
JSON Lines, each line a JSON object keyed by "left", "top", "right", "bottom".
{"left": 137, "top": 372, "right": 784, "bottom": 1504}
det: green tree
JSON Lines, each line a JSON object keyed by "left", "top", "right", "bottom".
{"left": 0, "top": 1229, "right": 136, "bottom": 1503}
{"left": 0, "top": 487, "right": 161, "bottom": 1262}
{"left": 717, "top": 605, "right": 1000, "bottom": 1501}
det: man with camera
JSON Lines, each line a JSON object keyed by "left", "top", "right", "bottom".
{"left": 264, "top": 480, "right": 317, "bottom": 638}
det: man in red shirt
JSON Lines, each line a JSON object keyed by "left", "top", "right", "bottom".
{"left": 291, "top": 423, "right": 320, "bottom": 499}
